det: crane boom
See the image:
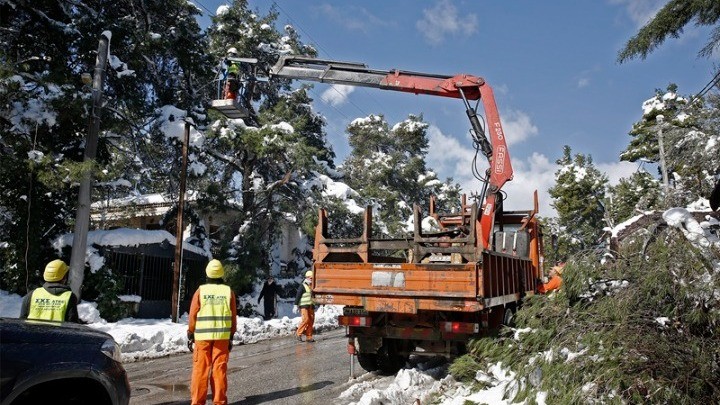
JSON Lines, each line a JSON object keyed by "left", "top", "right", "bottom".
{"left": 266, "top": 55, "right": 514, "bottom": 249}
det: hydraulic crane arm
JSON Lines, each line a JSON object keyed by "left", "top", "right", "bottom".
{"left": 267, "top": 55, "right": 514, "bottom": 249}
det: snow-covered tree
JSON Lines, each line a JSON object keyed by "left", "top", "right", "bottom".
{"left": 548, "top": 146, "right": 608, "bottom": 254}
{"left": 202, "top": 3, "right": 334, "bottom": 278}
{"left": 620, "top": 85, "right": 719, "bottom": 207}
{"left": 0, "top": 0, "right": 210, "bottom": 293}
{"left": 607, "top": 171, "right": 662, "bottom": 224}
{"left": 341, "top": 114, "right": 461, "bottom": 237}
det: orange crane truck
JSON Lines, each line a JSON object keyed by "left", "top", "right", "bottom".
{"left": 231, "top": 56, "right": 544, "bottom": 374}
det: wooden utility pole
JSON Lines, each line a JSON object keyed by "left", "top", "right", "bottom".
{"left": 69, "top": 32, "right": 110, "bottom": 298}
{"left": 171, "top": 120, "right": 191, "bottom": 322}
{"left": 656, "top": 115, "right": 670, "bottom": 206}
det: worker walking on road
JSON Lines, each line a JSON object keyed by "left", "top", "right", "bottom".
{"left": 293, "top": 270, "right": 315, "bottom": 342}
{"left": 538, "top": 262, "right": 565, "bottom": 294}
{"left": 187, "top": 259, "right": 237, "bottom": 405}
{"left": 20, "top": 259, "right": 79, "bottom": 323}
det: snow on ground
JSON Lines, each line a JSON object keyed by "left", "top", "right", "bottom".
{"left": 0, "top": 289, "right": 341, "bottom": 362}
{"left": 1, "top": 288, "right": 531, "bottom": 404}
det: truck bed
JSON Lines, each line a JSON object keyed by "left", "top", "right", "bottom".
{"left": 313, "top": 251, "right": 535, "bottom": 314}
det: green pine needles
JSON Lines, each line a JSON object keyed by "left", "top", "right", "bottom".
{"left": 451, "top": 227, "right": 720, "bottom": 404}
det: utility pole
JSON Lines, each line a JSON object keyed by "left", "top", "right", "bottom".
{"left": 69, "top": 32, "right": 110, "bottom": 298}
{"left": 171, "top": 120, "right": 191, "bottom": 322}
{"left": 656, "top": 115, "right": 670, "bottom": 205}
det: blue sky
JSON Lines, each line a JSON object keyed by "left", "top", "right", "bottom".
{"left": 198, "top": 0, "right": 716, "bottom": 215}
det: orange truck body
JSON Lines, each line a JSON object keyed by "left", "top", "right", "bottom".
{"left": 311, "top": 195, "right": 543, "bottom": 371}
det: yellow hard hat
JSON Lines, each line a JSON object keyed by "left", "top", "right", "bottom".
{"left": 206, "top": 259, "right": 225, "bottom": 279}
{"left": 44, "top": 259, "right": 69, "bottom": 282}
{"left": 305, "top": 270, "right": 313, "bottom": 278}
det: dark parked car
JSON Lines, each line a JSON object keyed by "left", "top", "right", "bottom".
{"left": 0, "top": 318, "right": 130, "bottom": 405}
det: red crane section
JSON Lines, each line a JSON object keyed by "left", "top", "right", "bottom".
{"left": 268, "top": 56, "right": 513, "bottom": 249}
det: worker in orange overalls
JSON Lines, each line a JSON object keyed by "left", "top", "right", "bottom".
{"left": 20, "top": 259, "right": 79, "bottom": 323}
{"left": 293, "top": 270, "right": 315, "bottom": 342}
{"left": 538, "top": 262, "right": 565, "bottom": 293}
{"left": 187, "top": 259, "right": 237, "bottom": 405}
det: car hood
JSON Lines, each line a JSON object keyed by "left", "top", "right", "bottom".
{"left": 0, "top": 317, "right": 114, "bottom": 344}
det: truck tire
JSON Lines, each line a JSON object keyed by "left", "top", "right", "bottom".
{"left": 357, "top": 353, "right": 379, "bottom": 372}
{"left": 375, "top": 341, "right": 407, "bottom": 375}
{"left": 357, "top": 342, "right": 407, "bottom": 375}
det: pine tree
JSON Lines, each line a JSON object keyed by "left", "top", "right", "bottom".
{"left": 202, "top": 1, "right": 333, "bottom": 278}
{"left": 618, "top": 0, "right": 720, "bottom": 62}
{"left": 341, "top": 114, "right": 459, "bottom": 237}
{"left": 607, "top": 171, "right": 661, "bottom": 224}
{"left": 0, "top": 0, "right": 211, "bottom": 294}
{"left": 548, "top": 146, "right": 608, "bottom": 253}
{"left": 620, "top": 84, "right": 719, "bottom": 207}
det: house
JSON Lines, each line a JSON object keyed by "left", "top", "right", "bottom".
{"left": 86, "top": 192, "right": 307, "bottom": 317}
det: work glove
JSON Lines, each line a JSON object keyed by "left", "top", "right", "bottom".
{"left": 292, "top": 305, "right": 298, "bottom": 314}
{"left": 187, "top": 331, "right": 194, "bottom": 352}
{"left": 541, "top": 276, "right": 549, "bottom": 284}
{"left": 228, "top": 339, "right": 233, "bottom": 352}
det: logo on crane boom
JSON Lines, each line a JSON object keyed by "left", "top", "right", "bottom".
{"left": 494, "top": 145, "right": 506, "bottom": 174}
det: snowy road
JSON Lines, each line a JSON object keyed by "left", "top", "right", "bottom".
{"left": 125, "top": 328, "right": 369, "bottom": 404}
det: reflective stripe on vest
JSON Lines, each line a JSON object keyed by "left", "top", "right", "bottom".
{"left": 28, "top": 288, "right": 72, "bottom": 323}
{"left": 195, "top": 284, "right": 232, "bottom": 341}
{"left": 299, "top": 283, "right": 313, "bottom": 306}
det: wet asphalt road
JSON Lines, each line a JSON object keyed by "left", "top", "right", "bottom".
{"left": 124, "top": 328, "right": 366, "bottom": 405}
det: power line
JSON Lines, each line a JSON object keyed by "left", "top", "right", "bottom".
{"left": 193, "top": 0, "right": 215, "bottom": 18}
{"left": 684, "top": 68, "right": 720, "bottom": 108}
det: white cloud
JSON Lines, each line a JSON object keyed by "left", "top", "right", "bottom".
{"left": 416, "top": 0, "right": 478, "bottom": 45}
{"left": 577, "top": 77, "right": 590, "bottom": 88}
{"left": 597, "top": 160, "right": 638, "bottom": 185}
{"left": 501, "top": 109, "right": 539, "bottom": 146}
{"left": 426, "top": 125, "right": 476, "bottom": 182}
{"left": 319, "top": 4, "right": 392, "bottom": 33}
{"left": 426, "top": 125, "right": 557, "bottom": 216}
{"left": 609, "top": 0, "right": 665, "bottom": 28}
{"left": 427, "top": 125, "right": 638, "bottom": 218}
{"left": 503, "top": 152, "right": 559, "bottom": 217}
{"left": 321, "top": 85, "right": 355, "bottom": 107}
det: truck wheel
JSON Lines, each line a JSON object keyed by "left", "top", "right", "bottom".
{"left": 375, "top": 342, "right": 407, "bottom": 375}
{"left": 357, "top": 353, "right": 379, "bottom": 372}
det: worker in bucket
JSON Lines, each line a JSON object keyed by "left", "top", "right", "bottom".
{"left": 293, "top": 270, "right": 316, "bottom": 342}
{"left": 222, "top": 47, "right": 242, "bottom": 100}
{"left": 538, "top": 262, "right": 565, "bottom": 293}
{"left": 20, "top": 259, "right": 80, "bottom": 323}
{"left": 187, "top": 259, "right": 237, "bottom": 405}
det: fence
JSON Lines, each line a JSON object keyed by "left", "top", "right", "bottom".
{"left": 104, "top": 244, "right": 208, "bottom": 318}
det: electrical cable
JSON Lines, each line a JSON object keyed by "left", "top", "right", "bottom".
{"left": 679, "top": 68, "right": 720, "bottom": 113}
{"left": 193, "top": 0, "right": 216, "bottom": 18}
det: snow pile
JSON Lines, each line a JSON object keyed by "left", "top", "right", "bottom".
{"left": 663, "top": 208, "right": 719, "bottom": 251}
{"left": 339, "top": 358, "right": 449, "bottom": 405}
{"left": 0, "top": 290, "right": 342, "bottom": 363}
{"left": 52, "top": 228, "right": 210, "bottom": 273}
{"left": 338, "top": 357, "right": 537, "bottom": 405}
